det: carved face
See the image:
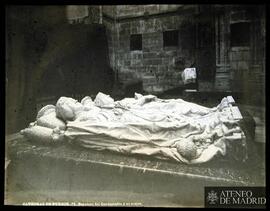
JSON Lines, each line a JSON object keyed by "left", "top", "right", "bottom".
{"left": 56, "top": 97, "right": 84, "bottom": 121}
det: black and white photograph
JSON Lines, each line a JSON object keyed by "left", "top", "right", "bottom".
{"left": 5, "top": 4, "right": 266, "bottom": 207}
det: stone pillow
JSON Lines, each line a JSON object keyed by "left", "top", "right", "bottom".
{"left": 20, "top": 125, "right": 65, "bottom": 144}
{"left": 36, "top": 105, "right": 56, "bottom": 119}
{"left": 36, "top": 105, "right": 66, "bottom": 130}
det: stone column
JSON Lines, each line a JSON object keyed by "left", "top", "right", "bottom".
{"left": 228, "top": 5, "right": 252, "bottom": 104}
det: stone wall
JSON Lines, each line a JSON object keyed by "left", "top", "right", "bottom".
{"left": 214, "top": 8, "right": 231, "bottom": 91}
{"left": 212, "top": 5, "right": 265, "bottom": 105}
{"left": 227, "top": 5, "right": 265, "bottom": 105}
{"left": 63, "top": 5, "right": 265, "bottom": 104}
{"left": 103, "top": 5, "right": 198, "bottom": 94}
{"left": 115, "top": 5, "right": 182, "bottom": 18}
{"left": 66, "top": 6, "right": 101, "bottom": 24}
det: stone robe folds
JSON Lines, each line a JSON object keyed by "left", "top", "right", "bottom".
{"left": 21, "top": 92, "right": 247, "bottom": 164}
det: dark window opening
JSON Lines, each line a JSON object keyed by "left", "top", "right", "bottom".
{"left": 230, "top": 22, "right": 250, "bottom": 47}
{"left": 130, "top": 34, "right": 142, "bottom": 51}
{"left": 163, "top": 30, "right": 179, "bottom": 47}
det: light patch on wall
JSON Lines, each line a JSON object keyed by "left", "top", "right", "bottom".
{"left": 66, "top": 5, "right": 89, "bottom": 23}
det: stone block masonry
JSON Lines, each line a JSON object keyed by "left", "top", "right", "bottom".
{"left": 102, "top": 5, "right": 265, "bottom": 105}
{"left": 103, "top": 6, "right": 195, "bottom": 94}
